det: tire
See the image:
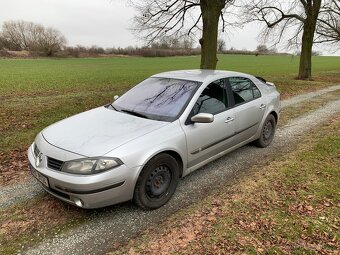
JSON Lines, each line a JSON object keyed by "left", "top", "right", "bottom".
{"left": 254, "top": 114, "right": 276, "bottom": 148}
{"left": 133, "top": 153, "right": 179, "bottom": 210}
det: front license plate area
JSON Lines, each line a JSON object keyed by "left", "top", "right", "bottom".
{"left": 30, "top": 165, "right": 49, "bottom": 188}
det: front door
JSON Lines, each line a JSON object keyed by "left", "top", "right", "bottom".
{"left": 181, "top": 79, "right": 235, "bottom": 168}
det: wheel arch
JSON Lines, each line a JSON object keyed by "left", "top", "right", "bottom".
{"left": 161, "top": 150, "right": 184, "bottom": 178}
{"left": 254, "top": 107, "right": 279, "bottom": 141}
{"left": 133, "top": 148, "right": 185, "bottom": 187}
{"left": 269, "top": 110, "right": 279, "bottom": 125}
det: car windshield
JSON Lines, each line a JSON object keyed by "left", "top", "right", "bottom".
{"left": 112, "top": 77, "right": 201, "bottom": 121}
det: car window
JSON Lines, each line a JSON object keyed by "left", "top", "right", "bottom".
{"left": 228, "top": 77, "right": 261, "bottom": 105}
{"left": 192, "top": 79, "right": 228, "bottom": 115}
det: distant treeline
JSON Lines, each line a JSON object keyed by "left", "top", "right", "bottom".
{"left": 1, "top": 44, "right": 293, "bottom": 59}
{"left": 0, "top": 20, "right": 322, "bottom": 59}
{"left": 0, "top": 20, "right": 293, "bottom": 58}
{"left": 0, "top": 20, "right": 291, "bottom": 58}
{"left": 59, "top": 45, "right": 201, "bottom": 58}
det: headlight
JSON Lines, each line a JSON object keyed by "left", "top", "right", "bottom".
{"left": 61, "top": 157, "right": 122, "bottom": 175}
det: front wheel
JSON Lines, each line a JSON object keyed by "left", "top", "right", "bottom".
{"left": 133, "top": 153, "right": 179, "bottom": 210}
{"left": 254, "top": 114, "right": 276, "bottom": 148}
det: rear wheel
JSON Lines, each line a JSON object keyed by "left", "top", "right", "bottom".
{"left": 133, "top": 153, "right": 179, "bottom": 210}
{"left": 254, "top": 114, "right": 276, "bottom": 148}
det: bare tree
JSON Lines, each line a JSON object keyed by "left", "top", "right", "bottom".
{"left": 217, "top": 38, "right": 226, "bottom": 52}
{"left": 256, "top": 44, "right": 269, "bottom": 53}
{"left": 0, "top": 36, "right": 8, "bottom": 50}
{"left": 0, "top": 20, "right": 66, "bottom": 56}
{"left": 182, "top": 37, "right": 194, "bottom": 49}
{"left": 36, "top": 27, "right": 67, "bottom": 56}
{"left": 131, "top": 0, "right": 236, "bottom": 69}
{"left": 244, "top": 0, "right": 338, "bottom": 80}
{"left": 314, "top": 0, "right": 340, "bottom": 48}
{"left": 1, "top": 21, "right": 28, "bottom": 50}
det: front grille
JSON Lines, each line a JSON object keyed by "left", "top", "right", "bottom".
{"left": 33, "top": 143, "right": 40, "bottom": 157}
{"left": 47, "top": 157, "right": 64, "bottom": 171}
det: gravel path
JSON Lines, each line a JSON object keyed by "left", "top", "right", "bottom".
{"left": 0, "top": 177, "right": 40, "bottom": 208}
{"left": 20, "top": 95, "right": 340, "bottom": 254}
{"left": 281, "top": 84, "right": 340, "bottom": 108}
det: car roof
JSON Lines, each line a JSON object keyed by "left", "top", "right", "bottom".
{"left": 151, "top": 69, "right": 254, "bottom": 83}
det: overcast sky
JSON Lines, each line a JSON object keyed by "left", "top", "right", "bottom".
{"left": 0, "top": 0, "right": 338, "bottom": 55}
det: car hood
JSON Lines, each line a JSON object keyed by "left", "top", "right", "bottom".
{"left": 42, "top": 106, "right": 169, "bottom": 156}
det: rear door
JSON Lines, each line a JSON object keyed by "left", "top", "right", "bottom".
{"left": 226, "top": 77, "right": 266, "bottom": 143}
{"left": 181, "top": 79, "right": 235, "bottom": 168}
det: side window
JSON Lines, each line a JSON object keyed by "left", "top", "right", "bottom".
{"left": 192, "top": 79, "right": 228, "bottom": 115}
{"left": 228, "top": 77, "right": 261, "bottom": 105}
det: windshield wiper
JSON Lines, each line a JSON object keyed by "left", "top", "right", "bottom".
{"left": 109, "top": 103, "right": 119, "bottom": 111}
{"left": 121, "top": 109, "right": 149, "bottom": 119}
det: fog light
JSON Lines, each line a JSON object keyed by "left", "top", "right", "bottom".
{"left": 73, "top": 198, "right": 84, "bottom": 207}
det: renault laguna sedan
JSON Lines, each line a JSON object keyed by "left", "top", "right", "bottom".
{"left": 28, "top": 70, "right": 280, "bottom": 210}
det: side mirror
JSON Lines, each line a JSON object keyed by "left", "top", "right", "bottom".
{"left": 113, "top": 95, "right": 119, "bottom": 101}
{"left": 191, "top": 113, "right": 214, "bottom": 123}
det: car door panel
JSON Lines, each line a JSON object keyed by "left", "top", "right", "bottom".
{"left": 227, "top": 77, "right": 266, "bottom": 143}
{"left": 182, "top": 109, "right": 235, "bottom": 168}
{"left": 232, "top": 98, "right": 265, "bottom": 143}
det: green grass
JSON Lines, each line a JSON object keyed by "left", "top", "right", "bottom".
{"left": 0, "top": 55, "right": 339, "bottom": 96}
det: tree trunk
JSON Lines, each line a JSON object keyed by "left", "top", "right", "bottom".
{"left": 200, "top": 0, "right": 225, "bottom": 69}
{"left": 298, "top": 0, "right": 321, "bottom": 80}
{"left": 298, "top": 25, "right": 314, "bottom": 79}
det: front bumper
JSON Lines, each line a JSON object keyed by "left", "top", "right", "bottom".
{"left": 27, "top": 142, "right": 141, "bottom": 209}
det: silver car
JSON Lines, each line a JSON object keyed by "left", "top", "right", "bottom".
{"left": 28, "top": 70, "right": 280, "bottom": 210}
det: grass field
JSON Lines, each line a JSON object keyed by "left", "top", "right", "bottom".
{"left": 0, "top": 55, "right": 339, "bottom": 184}
{"left": 1, "top": 55, "right": 340, "bottom": 97}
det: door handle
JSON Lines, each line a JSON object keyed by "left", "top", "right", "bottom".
{"left": 225, "top": 117, "right": 234, "bottom": 123}
{"left": 259, "top": 104, "right": 266, "bottom": 110}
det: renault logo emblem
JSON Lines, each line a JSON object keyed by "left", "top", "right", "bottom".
{"left": 35, "top": 153, "right": 43, "bottom": 167}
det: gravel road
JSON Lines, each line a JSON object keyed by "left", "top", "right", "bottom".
{"left": 280, "top": 84, "right": 340, "bottom": 108}
{"left": 0, "top": 86, "right": 339, "bottom": 255}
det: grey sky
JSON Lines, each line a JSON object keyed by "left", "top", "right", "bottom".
{"left": 0, "top": 0, "right": 338, "bottom": 55}
{"left": 0, "top": 0, "right": 136, "bottom": 48}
